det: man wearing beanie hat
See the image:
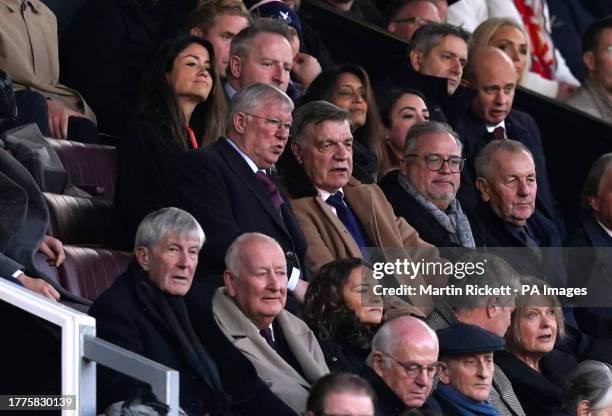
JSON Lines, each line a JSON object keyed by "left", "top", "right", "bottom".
{"left": 434, "top": 322, "right": 505, "bottom": 416}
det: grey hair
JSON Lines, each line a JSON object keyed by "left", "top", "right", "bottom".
{"left": 447, "top": 251, "right": 520, "bottom": 311}
{"left": 226, "top": 82, "right": 294, "bottom": 132}
{"left": 581, "top": 152, "right": 612, "bottom": 210}
{"left": 409, "top": 22, "right": 471, "bottom": 56}
{"left": 291, "top": 101, "right": 350, "bottom": 146}
{"left": 403, "top": 120, "right": 463, "bottom": 156}
{"left": 474, "top": 139, "right": 534, "bottom": 180}
{"left": 366, "top": 319, "right": 396, "bottom": 369}
{"left": 229, "top": 17, "right": 292, "bottom": 60}
{"left": 224, "top": 232, "right": 282, "bottom": 275}
{"left": 562, "top": 360, "right": 612, "bottom": 414}
{"left": 134, "top": 207, "right": 205, "bottom": 250}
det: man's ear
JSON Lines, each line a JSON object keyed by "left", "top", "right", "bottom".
{"left": 576, "top": 400, "right": 591, "bottom": 416}
{"left": 583, "top": 51, "right": 596, "bottom": 73}
{"left": 223, "top": 270, "right": 237, "bottom": 297}
{"left": 371, "top": 352, "right": 386, "bottom": 378}
{"left": 229, "top": 55, "right": 242, "bottom": 79}
{"left": 587, "top": 195, "right": 600, "bottom": 213}
{"left": 486, "top": 296, "right": 498, "bottom": 319}
{"left": 438, "top": 362, "right": 451, "bottom": 384}
{"left": 410, "top": 49, "right": 424, "bottom": 72}
{"left": 476, "top": 177, "right": 490, "bottom": 202}
{"left": 387, "top": 22, "right": 398, "bottom": 34}
{"left": 190, "top": 27, "right": 204, "bottom": 38}
{"left": 291, "top": 141, "right": 303, "bottom": 164}
{"left": 135, "top": 247, "right": 149, "bottom": 271}
{"left": 233, "top": 111, "right": 247, "bottom": 134}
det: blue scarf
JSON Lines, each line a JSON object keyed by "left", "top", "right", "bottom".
{"left": 435, "top": 383, "right": 500, "bottom": 416}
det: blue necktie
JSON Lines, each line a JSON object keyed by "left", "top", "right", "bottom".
{"left": 326, "top": 192, "right": 368, "bottom": 248}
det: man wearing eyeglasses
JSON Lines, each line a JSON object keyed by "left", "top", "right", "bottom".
{"left": 360, "top": 315, "right": 442, "bottom": 414}
{"left": 385, "top": 0, "right": 441, "bottom": 42}
{"left": 567, "top": 16, "right": 612, "bottom": 124}
{"left": 169, "top": 83, "right": 310, "bottom": 306}
{"left": 380, "top": 121, "right": 481, "bottom": 251}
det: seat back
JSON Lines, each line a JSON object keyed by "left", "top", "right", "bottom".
{"left": 44, "top": 193, "right": 113, "bottom": 246}
{"left": 47, "top": 138, "right": 117, "bottom": 200}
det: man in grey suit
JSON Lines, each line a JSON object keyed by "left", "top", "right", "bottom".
{"left": 212, "top": 232, "right": 329, "bottom": 414}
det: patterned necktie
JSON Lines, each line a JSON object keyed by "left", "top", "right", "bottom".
{"left": 325, "top": 192, "right": 368, "bottom": 248}
{"left": 256, "top": 171, "right": 283, "bottom": 210}
{"left": 493, "top": 126, "right": 506, "bottom": 140}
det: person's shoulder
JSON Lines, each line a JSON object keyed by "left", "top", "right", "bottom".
{"left": 278, "top": 309, "right": 314, "bottom": 335}
{"left": 89, "top": 270, "right": 134, "bottom": 316}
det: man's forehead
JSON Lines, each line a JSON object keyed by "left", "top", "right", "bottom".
{"left": 416, "top": 132, "right": 459, "bottom": 153}
{"left": 431, "top": 35, "right": 467, "bottom": 52}
{"left": 492, "top": 151, "right": 535, "bottom": 175}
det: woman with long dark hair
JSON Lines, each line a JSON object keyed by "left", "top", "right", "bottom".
{"left": 303, "top": 257, "right": 383, "bottom": 373}
{"left": 112, "top": 34, "right": 225, "bottom": 249}
{"left": 299, "top": 65, "right": 388, "bottom": 182}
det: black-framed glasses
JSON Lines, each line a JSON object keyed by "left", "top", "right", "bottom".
{"left": 382, "top": 352, "right": 445, "bottom": 378}
{"left": 405, "top": 153, "right": 465, "bottom": 173}
{"left": 243, "top": 112, "right": 292, "bottom": 131}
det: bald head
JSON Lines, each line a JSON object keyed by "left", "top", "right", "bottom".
{"left": 369, "top": 316, "right": 439, "bottom": 409}
{"left": 469, "top": 47, "right": 517, "bottom": 126}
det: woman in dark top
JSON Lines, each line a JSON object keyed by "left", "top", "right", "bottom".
{"left": 302, "top": 257, "right": 383, "bottom": 374}
{"left": 299, "top": 65, "right": 387, "bottom": 182}
{"left": 112, "top": 34, "right": 226, "bottom": 249}
{"left": 495, "top": 276, "right": 577, "bottom": 416}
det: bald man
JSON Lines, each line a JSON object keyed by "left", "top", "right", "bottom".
{"left": 360, "top": 316, "right": 442, "bottom": 414}
{"left": 455, "top": 46, "right": 563, "bottom": 235}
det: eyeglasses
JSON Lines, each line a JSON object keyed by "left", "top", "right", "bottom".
{"left": 244, "top": 113, "right": 292, "bottom": 132}
{"left": 392, "top": 16, "right": 437, "bottom": 25}
{"left": 382, "top": 353, "right": 445, "bottom": 378}
{"left": 405, "top": 153, "right": 465, "bottom": 173}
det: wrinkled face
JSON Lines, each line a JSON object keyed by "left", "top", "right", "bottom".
{"left": 592, "top": 405, "right": 612, "bottom": 416}
{"left": 322, "top": 392, "right": 375, "bottom": 416}
{"left": 385, "top": 93, "right": 430, "bottom": 155}
{"left": 587, "top": 28, "right": 612, "bottom": 96}
{"left": 375, "top": 337, "right": 439, "bottom": 408}
{"left": 137, "top": 233, "right": 200, "bottom": 296}
{"left": 292, "top": 119, "right": 354, "bottom": 193}
{"left": 387, "top": 1, "right": 440, "bottom": 41}
{"left": 201, "top": 14, "right": 249, "bottom": 78}
{"left": 166, "top": 43, "right": 213, "bottom": 105}
{"left": 225, "top": 238, "right": 287, "bottom": 329}
{"left": 589, "top": 167, "right": 612, "bottom": 230}
{"left": 341, "top": 266, "right": 383, "bottom": 325}
{"left": 233, "top": 99, "right": 292, "bottom": 169}
{"left": 231, "top": 33, "right": 293, "bottom": 91}
{"left": 489, "top": 25, "right": 529, "bottom": 79}
{"left": 473, "top": 56, "right": 517, "bottom": 126}
{"left": 331, "top": 72, "right": 368, "bottom": 129}
{"left": 479, "top": 150, "right": 536, "bottom": 226}
{"left": 401, "top": 132, "right": 461, "bottom": 210}
{"left": 513, "top": 302, "right": 558, "bottom": 355}
{"left": 412, "top": 35, "right": 468, "bottom": 95}
{"left": 442, "top": 353, "right": 495, "bottom": 402}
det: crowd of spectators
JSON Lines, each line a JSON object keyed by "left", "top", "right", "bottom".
{"left": 1, "top": 0, "right": 612, "bottom": 415}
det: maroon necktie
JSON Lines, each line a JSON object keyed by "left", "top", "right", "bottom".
{"left": 256, "top": 171, "right": 284, "bottom": 210}
{"left": 260, "top": 327, "right": 275, "bottom": 349}
{"left": 493, "top": 126, "right": 506, "bottom": 140}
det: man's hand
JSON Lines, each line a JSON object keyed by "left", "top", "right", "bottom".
{"left": 39, "top": 235, "right": 65, "bottom": 267}
{"left": 16, "top": 273, "right": 60, "bottom": 301}
{"left": 292, "top": 53, "right": 322, "bottom": 90}
{"left": 46, "top": 99, "right": 85, "bottom": 139}
{"left": 291, "top": 279, "right": 309, "bottom": 303}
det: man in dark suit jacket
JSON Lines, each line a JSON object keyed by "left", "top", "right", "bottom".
{"left": 380, "top": 121, "right": 481, "bottom": 252}
{"left": 566, "top": 153, "right": 612, "bottom": 339}
{"left": 0, "top": 146, "right": 72, "bottom": 301}
{"left": 169, "top": 83, "right": 309, "bottom": 301}
{"left": 91, "top": 207, "right": 298, "bottom": 416}
{"left": 473, "top": 139, "right": 566, "bottom": 288}
{"left": 455, "top": 47, "right": 563, "bottom": 235}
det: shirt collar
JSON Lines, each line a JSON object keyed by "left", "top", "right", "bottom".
{"left": 485, "top": 120, "right": 506, "bottom": 133}
{"left": 596, "top": 218, "right": 612, "bottom": 238}
{"left": 225, "top": 138, "right": 259, "bottom": 173}
{"left": 317, "top": 187, "right": 343, "bottom": 201}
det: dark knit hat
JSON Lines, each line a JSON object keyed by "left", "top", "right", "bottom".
{"left": 437, "top": 323, "right": 505, "bottom": 356}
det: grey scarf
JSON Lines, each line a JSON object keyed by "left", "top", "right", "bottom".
{"left": 398, "top": 174, "right": 476, "bottom": 248}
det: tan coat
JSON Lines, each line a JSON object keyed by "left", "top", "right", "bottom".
{"left": 0, "top": 0, "right": 96, "bottom": 122}
{"left": 289, "top": 177, "right": 443, "bottom": 316}
{"left": 212, "top": 288, "right": 329, "bottom": 414}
